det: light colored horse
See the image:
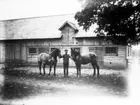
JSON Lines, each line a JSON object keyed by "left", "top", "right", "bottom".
{"left": 38, "top": 48, "right": 61, "bottom": 76}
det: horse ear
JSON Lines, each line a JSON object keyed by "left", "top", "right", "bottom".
{"left": 71, "top": 48, "right": 73, "bottom": 53}
{"left": 71, "top": 48, "right": 74, "bottom": 51}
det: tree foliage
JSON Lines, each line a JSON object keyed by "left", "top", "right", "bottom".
{"left": 75, "top": 0, "right": 140, "bottom": 45}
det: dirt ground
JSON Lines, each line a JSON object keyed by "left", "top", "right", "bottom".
{"left": 0, "top": 67, "right": 128, "bottom": 105}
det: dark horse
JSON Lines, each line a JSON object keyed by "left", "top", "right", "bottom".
{"left": 71, "top": 48, "right": 100, "bottom": 77}
{"left": 38, "top": 48, "right": 61, "bottom": 76}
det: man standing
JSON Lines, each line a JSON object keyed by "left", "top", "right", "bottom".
{"left": 60, "top": 49, "right": 71, "bottom": 77}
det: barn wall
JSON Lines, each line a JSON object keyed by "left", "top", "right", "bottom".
{"left": 61, "top": 25, "right": 75, "bottom": 45}
{"left": 21, "top": 43, "right": 27, "bottom": 62}
{"left": 0, "top": 21, "right": 5, "bottom": 39}
{"left": 0, "top": 42, "right": 5, "bottom": 68}
{"left": 0, "top": 39, "right": 128, "bottom": 69}
{"left": 103, "top": 46, "right": 127, "bottom": 69}
{"left": 75, "top": 45, "right": 127, "bottom": 69}
{"left": 83, "top": 39, "right": 101, "bottom": 45}
{"left": 0, "top": 22, "right": 6, "bottom": 68}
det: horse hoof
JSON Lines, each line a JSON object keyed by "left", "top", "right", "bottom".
{"left": 93, "top": 74, "right": 96, "bottom": 76}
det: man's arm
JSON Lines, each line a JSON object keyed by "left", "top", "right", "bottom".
{"left": 59, "top": 54, "right": 64, "bottom": 58}
{"left": 68, "top": 54, "right": 72, "bottom": 59}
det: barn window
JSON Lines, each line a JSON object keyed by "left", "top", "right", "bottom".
{"left": 29, "top": 48, "right": 37, "bottom": 55}
{"left": 105, "top": 47, "right": 118, "bottom": 56}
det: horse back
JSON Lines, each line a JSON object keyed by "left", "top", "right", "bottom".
{"left": 79, "top": 52, "right": 97, "bottom": 64}
{"left": 38, "top": 53, "right": 50, "bottom": 62}
{"left": 81, "top": 52, "right": 96, "bottom": 58}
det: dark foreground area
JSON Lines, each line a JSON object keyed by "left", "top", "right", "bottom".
{"left": 0, "top": 67, "right": 128, "bottom": 104}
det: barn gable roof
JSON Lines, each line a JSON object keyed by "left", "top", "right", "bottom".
{"left": 0, "top": 14, "right": 97, "bottom": 40}
{"left": 58, "top": 21, "right": 78, "bottom": 31}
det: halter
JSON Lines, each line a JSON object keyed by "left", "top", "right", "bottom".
{"left": 50, "top": 48, "right": 60, "bottom": 61}
{"left": 71, "top": 48, "right": 81, "bottom": 61}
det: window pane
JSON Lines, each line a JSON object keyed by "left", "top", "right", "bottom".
{"left": 29, "top": 48, "right": 37, "bottom": 54}
{"left": 105, "top": 47, "right": 118, "bottom": 56}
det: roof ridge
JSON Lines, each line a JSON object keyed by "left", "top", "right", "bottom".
{"left": 1, "top": 13, "right": 75, "bottom": 21}
{"left": 58, "top": 20, "right": 78, "bottom": 31}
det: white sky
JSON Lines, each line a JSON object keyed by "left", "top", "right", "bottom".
{"left": 0, "top": 0, "right": 82, "bottom": 20}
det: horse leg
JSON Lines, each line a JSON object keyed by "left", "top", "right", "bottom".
{"left": 67, "top": 67, "right": 68, "bottom": 77}
{"left": 63, "top": 64, "right": 66, "bottom": 77}
{"left": 78, "top": 68, "right": 80, "bottom": 78}
{"left": 53, "top": 63, "right": 57, "bottom": 76}
{"left": 76, "top": 66, "right": 78, "bottom": 77}
{"left": 92, "top": 63, "right": 96, "bottom": 76}
{"left": 38, "top": 61, "right": 42, "bottom": 75}
{"left": 43, "top": 64, "right": 46, "bottom": 75}
{"left": 96, "top": 63, "right": 100, "bottom": 77}
{"left": 66, "top": 64, "right": 69, "bottom": 77}
{"left": 49, "top": 65, "right": 52, "bottom": 76}
{"left": 79, "top": 65, "right": 81, "bottom": 77}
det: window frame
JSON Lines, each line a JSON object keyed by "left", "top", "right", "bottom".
{"left": 28, "top": 47, "right": 38, "bottom": 55}
{"left": 105, "top": 47, "right": 118, "bottom": 56}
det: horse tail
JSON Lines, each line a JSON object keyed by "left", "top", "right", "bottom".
{"left": 90, "top": 53, "right": 100, "bottom": 70}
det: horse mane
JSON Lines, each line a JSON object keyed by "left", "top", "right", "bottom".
{"left": 50, "top": 48, "right": 59, "bottom": 61}
{"left": 74, "top": 49, "right": 80, "bottom": 56}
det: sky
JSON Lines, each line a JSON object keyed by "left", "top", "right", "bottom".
{"left": 0, "top": 0, "right": 83, "bottom": 20}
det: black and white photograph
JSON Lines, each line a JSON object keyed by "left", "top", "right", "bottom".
{"left": 0, "top": 0, "right": 140, "bottom": 105}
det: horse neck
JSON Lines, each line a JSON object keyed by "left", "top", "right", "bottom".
{"left": 76, "top": 54, "right": 81, "bottom": 59}
{"left": 76, "top": 52, "right": 81, "bottom": 57}
{"left": 50, "top": 50, "right": 57, "bottom": 60}
{"left": 72, "top": 52, "right": 80, "bottom": 61}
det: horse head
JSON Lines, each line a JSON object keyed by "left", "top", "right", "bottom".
{"left": 71, "top": 48, "right": 80, "bottom": 61}
{"left": 51, "top": 48, "right": 61, "bottom": 60}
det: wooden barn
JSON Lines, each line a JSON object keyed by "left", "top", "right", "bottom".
{"left": 0, "top": 14, "right": 131, "bottom": 69}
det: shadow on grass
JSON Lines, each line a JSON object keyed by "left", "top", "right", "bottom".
{"left": 82, "top": 74, "right": 127, "bottom": 88}
{"left": 2, "top": 69, "right": 64, "bottom": 100}
{"left": 4, "top": 68, "right": 127, "bottom": 88}
{"left": 4, "top": 69, "right": 56, "bottom": 80}
{"left": 78, "top": 74, "right": 127, "bottom": 96}
{"left": 2, "top": 81, "right": 63, "bottom": 100}
{"left": 4, "top": 68, "right": 127, "bottom": 97}
{"left": 2, "top": 81, "right": 38, "bottom": 100}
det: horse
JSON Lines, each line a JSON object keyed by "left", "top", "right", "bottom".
{"left": 71, "top": 48, "right": 100, "bottom": 77}
{"left": 38, "top": 48, "right": 61, "bottom": 76}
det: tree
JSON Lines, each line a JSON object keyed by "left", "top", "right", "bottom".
{"left": 75, "top": 0, "right": 140, "bottom": 45}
